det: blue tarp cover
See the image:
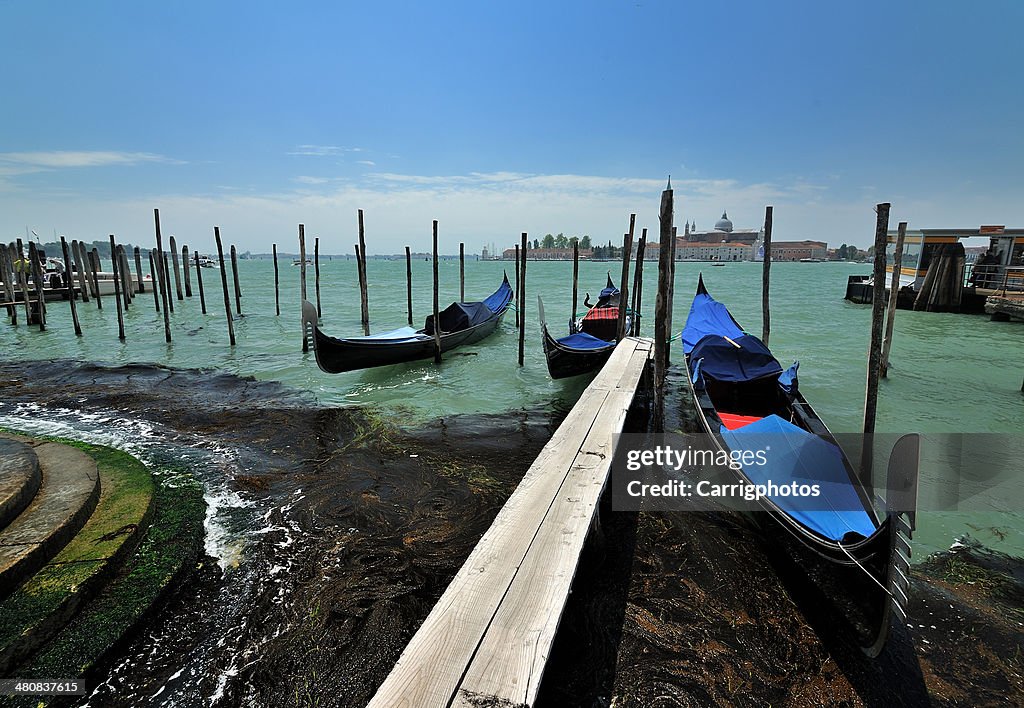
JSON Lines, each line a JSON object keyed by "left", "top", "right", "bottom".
{"left": 682, "top": 291, "right": 745, "bottom": 353}
{"left": 721, "top": 414, "right": 877, "bottom": 541}
{"left": 556, "top": 331, "right": 615, "bottom": 351}
{"left": 689, "top": 334, "right": 783, "bottom": 383}
{"left": 424, "top": 301, "right": 495, "bottom": 335}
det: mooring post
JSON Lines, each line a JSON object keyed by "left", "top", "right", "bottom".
{"left": 632, "top": 228, "right": 647, "bottom": 336}
{"left": 616, "top": 214, "right": 635, "bottom": 342}
{"left": 27, "top": 242, "right": 46, "bottom": 330}
{"left": 761, "top": 205, "right": 773, "bottom": 345}
{"left": 119, "top": 246, "right": 132, "bottom": 308}
{"left": 215, "top": 227, "right": 235, "bottom": 346}
{"left": 230, "top": 244, "right": 242, "bottom": 315}
{"left": 272, "top": 243, "right": 280, "bottom": 316}
{"left": 169, "top": 235, "right": 183, "bottom": 300}
{"left": 0, "top": 245, "right": 16, "bottom": 325}
{"left": 653, "top": 179, "right": 674, "bottom": 432}
{"left": 433, "top": 220, "right": 441, "bottom": 364}
{"left": 153, "top": 209, "right": 172, "bottom": 343}
{"left": 16, "top": 244, "right": 32, "bottom": 325}
{"left": 162, "top": 251, "right": 174, "bottom": 313}
{"left": 571, "top": 240, "right": 579, "bottom": 323}
{"left": 194, "top": 251, "right": 207, "bottom": 314}
{"left": 148, "top": 251, "right": 160, "bottom": 312}
{"left": 313, "top": 237, "right": 322, "bottom": 318}
{"left": 514, "top": 243, "right": 521, "bottom": 328}
{"left": 299, "top": 224, "right": 308, "bottom": 351}
{"left": 405, "top": 245, "right": 413, "bottom": 326}
{"left": 862, "top": 202, "right": 891, "bottom": 488}
{"left": 881, "top": 221, "right": 907, "bottom": 378}
{"left": 133, "top": 246, "right": 144, "bottom": 295}
{"left": 519, "top": 233, "right": 527, "bottom": 367}
{"left": 75, "top": 241, "right": 92, "bottom": 300}
{"left": 459, "top": 242, "right": 465, "bottom": 301}
{"left": 182, "top": 244, "right": 192, "bottom": 297}
{"left": 109, "top": 235, "right": 125, "bottom": 341}
{"left": 59, "top": 237, "right": 81, "bottom": 335}
{"left": 358, "top": 209, "right": 369, "bottom": 336}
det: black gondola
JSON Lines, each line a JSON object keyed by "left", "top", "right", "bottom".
{"left": 681, "top": 274, "right": 914, "bottom": 656}
{"left": 301, "top": 273, "right": 513, "bottom": 373}
{"left": 538, "top": 274, "right": 633, "bottom": 379}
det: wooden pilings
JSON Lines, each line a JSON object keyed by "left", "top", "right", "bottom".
{"left": 59, "top": 238, "right": 82, "bottom": 335}
{"left": 357, "top": 209, "right": 369, "bottom": 336}
{"left": 631, "top": 228, "right": 647, "bottom": 336}
{"left": 194, "top": 250, "right": 207, "bottom": 314}
{"left": 653, "top": 180, "right": 674, "bottom": 432}
{"left": 215, "top": 226, "right": 236, "bottom": 346}
{"left": 148, "top": 251, "right": 160, "bottom": 312}
{"left": 405, "top": 245, "right": 413, "bottom": 326}
{"left": 169, "top": 235, "right": 183, "bottom": 300}
{"left": 761, "top": 206, "right": 773, "bottom": 345}
{"left": 182, "top": 244, "right": 192, "bottom": 297}
{"left": 153, "top": 209, "right": 171, "bottom": 342}
{"left": 514, "top": 244, "right": 521, "bottom": 328}
{"left": 109, "top": 235, "right": 125, "bottom": 341}
{"left": 432, "top": 220, "right": 441, "bottom": 364}
{"left": 459, "top": 242, "right": 465, "bottom": 302}
{"left": 230, "top": 244, "right": 242, "bottom": 315}
{"left": 519, "top": 233, "right": 527, "bottom": 367}
{"left": 314, "top": 237, "right": 322, "bottom": 318}
{"left": 880, "top": 221, "right": 907, "bottom": 378}
{"left": 299, "top": 224, "right": 308, "bottom": 352}
{"left": 571, "top": 240, "right": 579, "bottom": 323}
{"left": 133, "top": 247, "right": 144, "bottom": 295}
{"left": 272, "top": 243, "right": 280, "bottom": 316}
{"left": 1, "top": 244, "right": 17, "bottom": 325}
{"left": 89, "top": 247, "right": 103, "bottom": 310}
{"left": 616, "top": 215, "right": 635, "bottom": 342}
{"left": 861, "top": 202, "right": 891, "bottom": 487}
{"left": 27, "top": 242, "right": 46, "bottom": 330}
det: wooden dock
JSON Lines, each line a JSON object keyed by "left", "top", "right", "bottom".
{"left": 367, "top": 336, "right": 653, "bottom": 708}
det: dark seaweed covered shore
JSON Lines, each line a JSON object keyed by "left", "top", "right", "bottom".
{"left": 0, "top": 361, "right": 1020, "bottom": 707}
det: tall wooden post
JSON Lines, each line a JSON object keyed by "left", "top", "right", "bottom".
{"left": 272, "top": 243, "right": 280, "bottom": 316}
{"left": 299, "top": 224, "right": 308, "bottom": 351}
{"left": 459, "top": 242, "right": 465, "bottom": 301}
{"left": 153, "top": 209, "right": 171, "bottom": 341}
{"left": 862, "top": 202, "right": 891, "bottom": 488}
{"left": 1, "top": 245, "right": 17, "bottom": 325}
{"left": 405, "top": 245, "right": 413, "bottom": 326}
{"left": 60, "top": 238, "right": 81, "bottom": 335}
{"left": 314, "top": 237, "right": 322, "bottom": 318}
{"left": 514, "top": 244, "right": 521, "bottom": 328}
{"left": 631, "top": 228, "right": 647, "bottom": 336}
{"left": 118, "top": 247, "right": 132, "bottom": 308}
{"left": 519, "top": 233, "right": 527, "bottom": 367}
{"left": 148, "top": 251, "right": 160, "bottom": 312}
{"left": 761, "top": 205, "right": 773, "bottom": 345}
{"left": 617, "top": 214, "right": 635, "bottom": 342}
{"left": 90, "top": 247, "right": 103, "bottom": 310}
{"left": 571, "top": 240, "right": 579, "bottom": 324}
{"left": 432, "top": 220, "right": 441, "bottom": 363}
{"left": 133, "top": 246, "right": 144, "bottom": 295}
{"left": 169, "top": 235, "right": 183, "bottom": 300}
{"left": 194, "top": 251, "right": 207, "bottom": 314}
{"left": 109, "top": 235, "right": 125, "bottom": 341}
{"left": 881, "top": 221, "right": 908, "bottom": 378}
{"left": 16, "top": 244, "right": 31, "bottom": 325}
{"left": 653, "top": 180, "right": 674, "bottom": 432}
{"left": 79, "top": 242, "right": 97, "bottom": 300}
{"left": 27, "top": 242, "right": 46, "bottom": 330}
{"left": 230, "top": 245, "right": 242, "bottom": 315}
{"left": 182, "top": 244, "right": 192, "bottom": 297}
{"left": 162, "top": 251, "right": 174, "bottom": 313}
{"left": 358, "top": 209, "right": 369, "bottom": 336}
{"left": 215, "top": 227, "right": 235, "bottom": 346}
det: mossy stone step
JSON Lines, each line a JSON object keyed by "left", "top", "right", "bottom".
{"left": 0, "top": 438, "right": 40, "bottom": 530}
{"left": 0, "top": 443, "right": 100, "bottom": 601}
{"left": 0, "top": 443, "right": 155, "bottom": 675}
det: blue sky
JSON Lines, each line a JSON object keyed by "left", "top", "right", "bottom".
{"left": 2, "top": 1, "right": 1022, "bottom": 253}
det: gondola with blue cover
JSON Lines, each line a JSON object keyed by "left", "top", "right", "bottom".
{"left": 539, "top": 274, "right": 633, "bottom": 379}
{"left": 682, "top": 274, "right": 911, "bottom": 656}
{"left": 302, "top": 273, "right": 513, "bottom": 373}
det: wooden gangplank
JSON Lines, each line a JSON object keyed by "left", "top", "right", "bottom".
{"left": 367, "top": 337, "right": 652, "bottom": 708}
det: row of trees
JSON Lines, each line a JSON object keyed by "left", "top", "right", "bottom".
{"left": 535, "top": 233, "right": 593, "bottom": 250}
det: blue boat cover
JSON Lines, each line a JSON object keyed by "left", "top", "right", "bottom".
{"left": 556, "top": 331, "right": 615, "bottom": 351}
{"left": 721, "top": 414, "right": 876, "bottom": 541}
{"left": 682, "top": 291, "right": 745, "bottom": 353}
{"left": 779, "top": 361, "right": 799, "bottom": 392}
{"left": 482, "top": 277, "right": 514, "bottom": 313}
{"left": 424, "top": 301, "right": 495, "bottom": 335}
{"left": 689, "top": 334, "right": 783, "bottom": 383}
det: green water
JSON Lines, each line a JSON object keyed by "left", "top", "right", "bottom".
{"left": 2, "top": 256, "right": 1022, "bottom": 557}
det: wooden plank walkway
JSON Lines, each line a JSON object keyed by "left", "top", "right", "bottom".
{"left": 367, "top": 336, "right": 652, "bottom": 708}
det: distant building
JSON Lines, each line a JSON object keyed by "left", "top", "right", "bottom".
{"left": 675, "top": 210, "right": 763, "bottom": 261}
{"left": 678, "top": 241, "right": 755, "bottom": 262}
{"left": 772, "top": 241, "right": 829, "bottom": 261}
{"left": 501, "top": 247, "right": 593, "bottom": 260}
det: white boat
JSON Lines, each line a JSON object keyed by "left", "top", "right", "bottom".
{"left": 195, "top": 254, "right": 219, "bottom": 268}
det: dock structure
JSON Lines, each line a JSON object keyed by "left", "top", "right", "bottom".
{"left": 367, "top": 337, "right": 653, "bottom": 708}
{"left": 986, "top": 293, "right": 1024, "bottom": 322}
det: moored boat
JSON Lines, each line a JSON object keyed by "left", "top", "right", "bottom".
{"left": 681, "top": 274, "right": 912, "bottom": 655}
{"left": 302, "top": 273, "right": 513, "bottom": 373}
{"left": 539, "top": 274, "right": 632, "bottom": 379}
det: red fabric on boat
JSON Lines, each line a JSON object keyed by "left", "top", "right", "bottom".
{"left": 583, "top": 306, "right": 619, "bottom": 321}
{"left": 718, "top": 412, "right": 763, "bottom": 430}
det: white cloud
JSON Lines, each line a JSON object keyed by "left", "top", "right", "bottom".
{"left": 356, "top": 160, "right": 376, "bottom": 167}
{"left": 287, "top": 145, "right": 362, "bottom": 157}
{"left": 0, "top": 151, "right": 179, "bottom": 168}
{"left": 292, "top": 176, "right": 332, "bottom": 185}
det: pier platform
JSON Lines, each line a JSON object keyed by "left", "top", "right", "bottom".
{"left": 367, "top": 336, "right": 653, "bottom": 708}
{"left": 985, "top": 293, "right": 1024, "bottom": 322}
